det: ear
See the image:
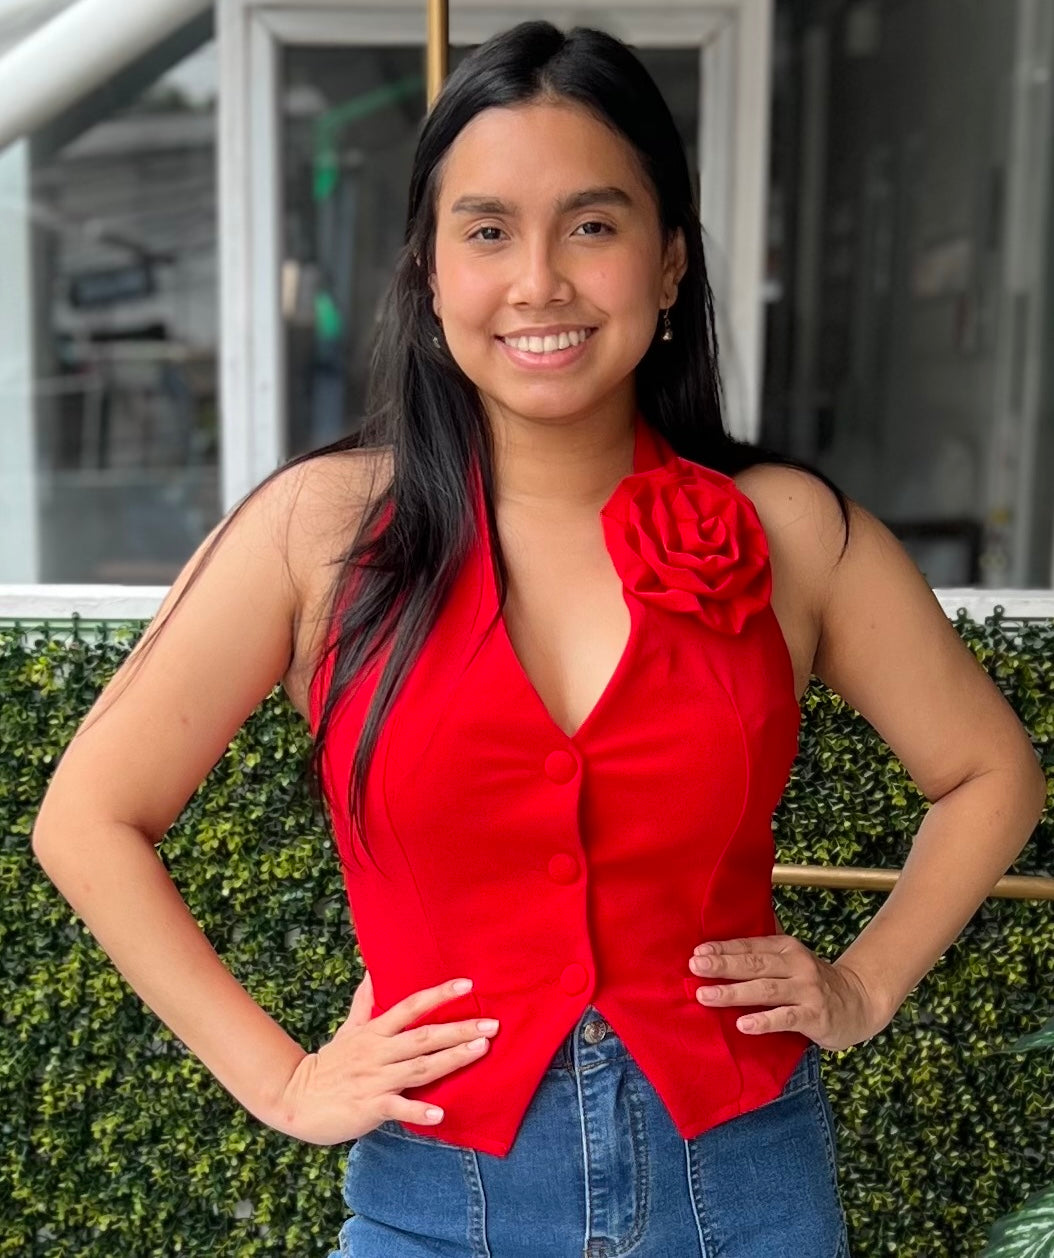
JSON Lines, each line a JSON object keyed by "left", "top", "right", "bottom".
{"left": 428, "top": 272, "right": 442, "bottom": 320}
{"left": 660, "top": 228, "right": 687, "bottom": 307}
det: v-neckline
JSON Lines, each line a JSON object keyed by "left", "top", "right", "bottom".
{"left": 475, "top": 414, "right": 673, "bottom": 744}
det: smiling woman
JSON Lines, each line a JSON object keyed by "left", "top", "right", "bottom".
{"left": 30, "top": 17, "right": 1045, "bottom": 1258}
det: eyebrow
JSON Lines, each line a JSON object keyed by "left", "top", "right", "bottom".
{"left": 449, "top": 186, "right": 634, "bottom": 216}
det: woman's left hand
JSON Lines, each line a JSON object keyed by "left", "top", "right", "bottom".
{"left": 687, "top": 934, "right": 890, "bottom": 1051}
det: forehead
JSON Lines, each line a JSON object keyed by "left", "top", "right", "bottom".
{"left": 435, "top": 100, "right": 655, "bottom": 211}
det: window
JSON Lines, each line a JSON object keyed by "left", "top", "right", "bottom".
{"left": 764, "top": 0, "right": 1054, "bottom": 588}
{"left": 0, "top": 35, "right": 218, "bottom": 584}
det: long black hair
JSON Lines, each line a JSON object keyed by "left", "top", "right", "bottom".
{"left": 109, "top": 21, "right": 851, "bottom": 870}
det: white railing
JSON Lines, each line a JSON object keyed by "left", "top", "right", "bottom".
{"left": 2, "top": 585, "right": 1054, "bottom": 624}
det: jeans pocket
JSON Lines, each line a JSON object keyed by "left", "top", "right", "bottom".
{"left": 338, "top": 1124, "right": 486, "bottom": 1256}
{"left": 372, "top": 1117, "right": 456, "bottom": 1147}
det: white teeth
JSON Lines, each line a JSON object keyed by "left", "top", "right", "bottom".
{"left": 503, "top": 328, "right": 592, "bottom": 354}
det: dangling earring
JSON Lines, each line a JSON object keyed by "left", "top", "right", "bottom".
{"left": 661, "top": 308, "right": 673, "bottom": 343}
{"left": 432, "top": 334, "right": 441, "bottom": 349}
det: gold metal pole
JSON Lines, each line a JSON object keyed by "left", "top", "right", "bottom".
{"left": 773, "top": 863, "right": 1054, "bottom": 900}
{"left": 426, "top": 0, "right": 449, "bottom": 109}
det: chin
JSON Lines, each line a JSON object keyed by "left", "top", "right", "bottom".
{"left": 485, "top": 393, "right": 601, "bottom": 424}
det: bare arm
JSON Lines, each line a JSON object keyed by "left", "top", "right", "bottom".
{"left": 31, "top": 467, "right": 312, "bottom": 1125}
{"left": 691, "top": 468, "right": 1047, "bottom": 1046}
{"left": 750, "top": 468, "right": 1047, "bottom": 1028}
{"left": 809, "top": 494, "right": 1047, "bottom": 1023}
{"left": 31, "top": 451, "right": 500, "bottom": 1143}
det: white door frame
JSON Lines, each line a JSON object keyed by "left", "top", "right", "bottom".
{"left": 0, "top": 139, "right": 39, "bottom": 582}
{"left": 988, "top": 0, "right": 1054, "bottom": 586}
{"left": 216, "top": 0, "right": 774, "bottom": 509}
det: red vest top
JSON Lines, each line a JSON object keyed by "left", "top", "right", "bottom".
{"left": 309, "top": 413, "right": 808, "bottom": 1158}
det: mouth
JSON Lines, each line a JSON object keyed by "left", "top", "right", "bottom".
{"left": 497, "top": 327, "right": 597, "bottom": 355}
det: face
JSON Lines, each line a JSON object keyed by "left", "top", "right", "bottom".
{"left": 429, "top": 100, "right": 686, "bottom": 435}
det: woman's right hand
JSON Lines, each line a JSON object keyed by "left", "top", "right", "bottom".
{"left": 268, "top": 972, "right": 499, "bottom": 1145}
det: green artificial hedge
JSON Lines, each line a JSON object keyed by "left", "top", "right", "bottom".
{"left": 1, "top": 610, "right": 1051, "bottom": 1257}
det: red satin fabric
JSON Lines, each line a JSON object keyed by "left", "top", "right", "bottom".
{"left": 309, "top": 414, "right": 808, "bottom": 1157}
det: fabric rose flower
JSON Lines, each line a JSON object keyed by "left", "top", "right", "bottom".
{"left": 599, "top": 457, "right": 772, "bottom": 634}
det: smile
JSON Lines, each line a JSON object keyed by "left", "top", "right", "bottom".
{"left": 498, "top": 327, "right": 596, "bottom": 354}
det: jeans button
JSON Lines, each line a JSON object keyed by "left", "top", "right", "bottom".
{"left": 582, "top": 1018, "right": 609, "bottom": 1045}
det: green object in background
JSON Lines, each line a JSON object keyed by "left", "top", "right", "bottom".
{"left": 314, "top": 291, "right": 343, "bottom": 341}
{"left": 982, "top": 1184, "right": 1054, "bottom": 1258}
{"left": 308, "top": 75, "right": 423, "bottom": 349}
{"left": 312, "top": 75, "right": 423, "bottom": 204}
{"left": 1, "top": 609, "right": 1051, "bottom": 1256}
{"left": 981, "top": 1012, "right": 1054, "bottom": 1256}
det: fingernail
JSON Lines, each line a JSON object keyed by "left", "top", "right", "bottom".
{"left": 452, "top": 978, "right": 473, "bottom": 994}
{"left": 424, "top": 1107, "right": 444, "bottom": 1122}
{"left": 477, "top": 1019, "right": 500, "bottom": 1034}
{"left": 695, "top": 944, "right": 714, "bottom": 955}
{"left": 466, "top": 1037, "right": 488, "bottom": 1051}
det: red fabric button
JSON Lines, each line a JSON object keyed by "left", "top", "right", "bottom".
{"left": 544, "top": 749, "right": 578, "bottom": 783}
{"left": 547, "top": 853, "right": 579, "bottom": 883}
{"left": 559, "top": 962, "right": 589, "bottom": 995}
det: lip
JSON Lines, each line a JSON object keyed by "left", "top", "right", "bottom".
{"left": 496, "top": 327, "right": 595, "bottom": 369}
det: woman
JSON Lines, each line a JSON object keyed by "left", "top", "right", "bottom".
{"left": 33, "top": 21, "right": 1044, "bottom": 1258}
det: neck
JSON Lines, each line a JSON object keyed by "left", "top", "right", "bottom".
{"left": 486, "top": 404, "right": 638, "bottom": 512}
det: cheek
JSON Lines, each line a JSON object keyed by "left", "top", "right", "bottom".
{"left": 606, "top": 253, "right": 663, "bottom": 307}
{"left": 450, "top": 273, "right": 501, "bottom": 321}
{"left": 432, "top": 253, "right": 498, "bottom": 325}
{"left": 574, "top": 256, "right": 662, "bottom": 345}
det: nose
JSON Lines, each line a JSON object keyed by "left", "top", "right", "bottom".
{"left": 507, "top": 236, "right": 573, "bottom": 308}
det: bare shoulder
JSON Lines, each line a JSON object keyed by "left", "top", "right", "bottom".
{"left": 271, "top": 444, "right": 394, "bottom": 716}
{"left": 269, "top": 444, "right": 393, "bottom": 575}
{"left": 32, "top": 442, "right": 392, "bottom": 849}
{"left": 736, "top": 460, "right": 1043, "bottom": 804}
{"left": 731, "top": 461, "right": 854, "bottom": 695}
{"left": 732, "top": 462, "right": 850, "bottom": 584}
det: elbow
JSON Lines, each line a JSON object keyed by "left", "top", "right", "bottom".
{"left": 30, "top": 799, "right": 156, "bottom": 874}
{"left": 1024, "top": 755, "right": 1049, "bottom": 824}
{"left": 30, "top": 799, "right": 59, "bottom": 864}
{"left": 30, "top": 809, "right": 72, "bottom": 878}
{"left": 1002, "top": 745, "right": 1049, "bottom": 841}
{"left": 1000, "top": 724, "right": 1047, "bottom": 825}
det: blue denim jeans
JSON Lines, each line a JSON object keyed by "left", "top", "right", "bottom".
{"left": 327, "top": 1005, "right": 850, "bottom": 1257}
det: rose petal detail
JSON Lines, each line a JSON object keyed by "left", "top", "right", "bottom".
{"left": 599, "top": 457, "right": 772, "bottom": 634}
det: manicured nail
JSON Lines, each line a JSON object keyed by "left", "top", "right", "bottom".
{"left": 452, "top": 978, "right": 473, "bottom": 994}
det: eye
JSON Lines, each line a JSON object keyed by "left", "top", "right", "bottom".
{"left": 468, "top": 225, "right": 505, "bottom": 242}
{"left": 572, "top": 220, "right": 614, "bottom": 237}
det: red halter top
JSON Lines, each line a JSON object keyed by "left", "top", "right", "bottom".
{"left": 309, "top": 413, "right": 807, "bottom": 1157}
